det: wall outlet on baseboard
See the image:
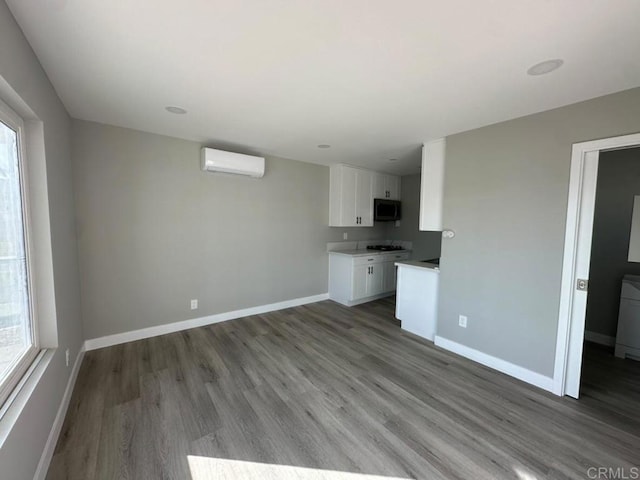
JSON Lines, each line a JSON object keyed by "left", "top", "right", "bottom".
{"left": 458, "top": 315, "right": 468, "bottom": 328}
{"left": 190, "top": 299, "right": 198, "bottom": 310}
{"left": 65, "top": 348, "right": 70, "bottom": 367}
{"left": 343, "top": 232, "right": 348, "bottom": 240}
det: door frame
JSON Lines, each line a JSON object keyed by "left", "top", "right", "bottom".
{"left": 553, "top": 132, "right": 640, "bottom": 398}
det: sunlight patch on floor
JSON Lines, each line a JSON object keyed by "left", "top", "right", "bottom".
{"left": 188, "top": 456, "right": 411, "bottom": 480}
{"left": 514, "top": 466, "right": 539, "bottom": 480}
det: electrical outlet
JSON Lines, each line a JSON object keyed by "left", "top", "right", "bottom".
{"left": 65, "top": 348, "right": 70, "bottom": 367}
{"left": 190, "top": 299, "right": 198, "bottom": 310}
{"left": 343, "top": 232, "right": 348, "bottom": 240}
{"left": 458, "top": 315, "right": 468, "bottom": 328}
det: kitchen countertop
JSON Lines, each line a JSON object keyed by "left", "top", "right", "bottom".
{"left": 329, "top": 249, "right": 411, "bottom": 257}
{"left": 395, "top": 260, "right": 440, "bottom": 272}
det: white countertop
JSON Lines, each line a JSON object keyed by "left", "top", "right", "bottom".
{"left": 329, "top": 249, "right": 411, "bottom": 257}
{"left": 395, "top": 260, "right": 440, "bottom": 272}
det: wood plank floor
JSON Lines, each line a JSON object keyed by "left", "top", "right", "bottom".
{"left": 47, "top": 297, "right": 640, "bottom": 479}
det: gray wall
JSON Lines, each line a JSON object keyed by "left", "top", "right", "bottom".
{"left": 389, "top": 174, "right": 441, "bottom": 260}
{"left": 0, "top": 0, "right": 83, "bottom": 477}
{"left": 585, "top": 147, "right": 640, "bottom": 338}
{"left": 438, "top": 87, "right": 640, "bottom": 378}
{"left": 72, "top": 120, "right": 388, "bottom": 339}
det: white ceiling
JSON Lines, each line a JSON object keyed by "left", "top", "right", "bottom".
{"left": 7, "top": 0, "right": 640, "bottom": 175}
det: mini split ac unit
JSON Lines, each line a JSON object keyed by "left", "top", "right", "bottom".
{"left": 200, "top": 147, "right": 265, "bottom": 178}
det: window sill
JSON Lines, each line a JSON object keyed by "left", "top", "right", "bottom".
{"left": 0, "top": 348, "right": 53, "bottom": 447}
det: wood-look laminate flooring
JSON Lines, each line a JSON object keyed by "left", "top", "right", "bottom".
{"left": 47, "top": 298, "right": 640, "bottom": 479}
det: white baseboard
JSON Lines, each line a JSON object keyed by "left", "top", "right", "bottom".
{"left": 84, "top": 293, "right": 330, "bottom": 351}
{"left": 33, "top": 345, "right": 86, "bottom": 480}
{"left": 584, "top": 330, "right": 615, "bottom": 347}
{"left": 434, "top": 336, "right": 554, "bottom": 393}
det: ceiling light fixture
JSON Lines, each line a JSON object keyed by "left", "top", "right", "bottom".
{"left": 527, "top": 59, "right": 564, "bottom": 76}
{"left": 317, "top": 144, "right": 331, "bottom": 149}
{"left": 165, "top": 106, "right": 187, "bottom": 114}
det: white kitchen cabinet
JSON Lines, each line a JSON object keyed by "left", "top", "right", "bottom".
{"left": 382, "top": 258, "right": 397, "bottom": 292}
{"left": 419, "top": 138, "right": 446, "bottom": 231}
{"left": 373, "top": 173, "right": 401, "bottom": 200}
{"left": 353, "top": 263, "right": 384, "bottom": 299}
{"left": 395, "top": 261, "right": 439, "bottom": 341}
{"left": 329, "top": 165, "right": 373, "bottom": 227}
{"left": 329, "top": 251, "right": 410, "bottom": 306}
{"left": 387, "top": 175, "right": 401, "bottom": 200}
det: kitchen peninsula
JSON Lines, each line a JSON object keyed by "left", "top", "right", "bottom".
{"left": 395, "top": 259, "right": 439, "bottom": 341}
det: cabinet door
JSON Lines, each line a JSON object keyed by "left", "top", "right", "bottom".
{"left": 617, "top": 298, "right": 640, "bottom": 349}
{"left": 387, "top": 175, "right": 401, "bottom": 200}
{"left": 419, "top": 139, "right": 445, "bottom": 231}
{"left": 356, "top": 169, "right": 374, "bottom": 226}
{"left": 368, "top": 264, "right": 385, "bottom": 296}
{"left": 383, "top": 261, "right": 397, "bottom": 292}
{"left": 373, "top": 172, "right": 386, "bottom": 199}
{"left": 340, "top": 166, "right": 358, "bottom": 226}
{"left": 352, "top": 265, "right": 369, "bottom": 300}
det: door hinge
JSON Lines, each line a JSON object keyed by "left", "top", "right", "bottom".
{"left": 576, "top": 278, "right": 588, "bottom": 291}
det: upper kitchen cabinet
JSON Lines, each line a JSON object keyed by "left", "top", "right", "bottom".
{"left": 373, "top": 173, "right": 401, "bottom": 200}
{"left": 419, "top": 138, "right": 446, "bottom": 231}
{"left": 329, "top": 164, "right": 374, "bottom": 227}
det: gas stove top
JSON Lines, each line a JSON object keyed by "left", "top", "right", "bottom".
{"left": 366, "top": 245, "right": 405, "bottom": 251}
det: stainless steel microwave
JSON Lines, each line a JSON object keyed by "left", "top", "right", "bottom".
{"left": 374, "top": 198, "right": 401, "bottom": 221}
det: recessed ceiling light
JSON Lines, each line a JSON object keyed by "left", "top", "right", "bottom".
{"left": 165, "top": 106, "right": 187, "bottom": 114}
{"left": 527, "top": 59, "right": 564, "bottom": 76}
{"left": 388, "top": 158, "right": 398, "bottom": 162}
{"left": 317, "top": 144, "right": 331, "bottom": 149}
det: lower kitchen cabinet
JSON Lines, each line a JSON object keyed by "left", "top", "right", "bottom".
{"left": 353, "top": 263, "right": 384, "bottom": 299}
{"left": 383, "top": 260, "right": 398, "bottom": 293}
{"left": 329, "top": 251, "right": 410, "bottom": 306}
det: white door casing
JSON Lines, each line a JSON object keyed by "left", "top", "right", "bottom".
{"left": 554, "top": 132, "right": 640, "bottom": 398}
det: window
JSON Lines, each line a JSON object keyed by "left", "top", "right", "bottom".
{"left": 0, "top": 100, "right": 38, "bottom": 407}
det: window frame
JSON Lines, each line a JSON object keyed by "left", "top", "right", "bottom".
{"left": 0, "top": 98, "right": 40, "bottom": 408}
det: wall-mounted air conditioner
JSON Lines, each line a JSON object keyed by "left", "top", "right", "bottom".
{"left": 200, "top": 147, "right": 265, "bottom": 178}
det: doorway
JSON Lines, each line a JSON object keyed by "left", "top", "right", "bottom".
{"left": 554, "top": 132, "right": 640, "bottom": 398}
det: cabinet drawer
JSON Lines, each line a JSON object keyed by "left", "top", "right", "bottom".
{"left": 381, "top": 252, "right": 410, "bottom": 262}
{"left": 353, "top": 255, "right": 384, "bottom": 266}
